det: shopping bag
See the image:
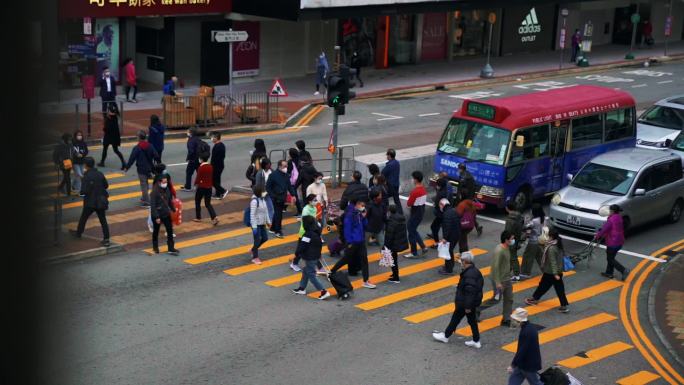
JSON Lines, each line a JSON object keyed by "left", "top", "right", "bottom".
{"left": 170, "top": 198, "right": 183, "bottom": 226}
{"left": 563, "top": 255, "right": 575, "bottom": 272}
{"left": 62, "top": 159, "right": 73, "bottom": 170}
{"left": 147, "top": 210, "right": 154, "bottom": 233}
{"left": 437, "top": 242, "right": 451, "bottom": 260}
{"left": 315, "top": 202, "right": 323, "bottom": 220}
{"left": 286, "top": 192, "right": 295, "bottom": 205}
{"left": 567, "top": 373, "right": 584, "bottom": 385}
{"left": 379, "top": 247, "right": 395, "bottom": 267}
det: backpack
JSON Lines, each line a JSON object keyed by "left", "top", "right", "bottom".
{"left": 243, "top": 198, "right": 259, "bottom": 227}
{"left": 289, "top": 162, "right": 299, "bottom": 186}
{"left": 540, "top": 367, "right": 570, "bottom": 385}
{"left": 460, "top": 209, "right": 475, "bottom": 231}
{"left": 197, "top": 140, "right": 210, "bottom": 159}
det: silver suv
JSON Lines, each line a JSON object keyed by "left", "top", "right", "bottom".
{"left": 637, "top": 95, "right": 684, "bottom": 148}
{"left": 550, "top": 148, "right": 684, "bottom": 234}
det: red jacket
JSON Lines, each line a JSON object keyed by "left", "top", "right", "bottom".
{"left": 124, "top": 62, "right": 136, "bottom": 86}
{"left": 195, "top": 163, "right": 213, "bottom": 189}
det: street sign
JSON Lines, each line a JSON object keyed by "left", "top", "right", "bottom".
{"left": 631, "top": 13, "right": 640, "bottom": 25}
{"left": 488, "top": 12, "right": 496, "bottom": 24}
{"left": 665, "top": 16, "right": 672, "bottom": 37}
{"left": 559, "top": 28, "right": 566, "bottom": 49}
{"left": 211, "top": 30, "right": 248, "bottom": 43}
{"left": 270, "top": 79, "right": 288, "bottom": 97}
{"left": 561, "top": 8, "right": 569, "bottom": 17}
{"left": 584, "top": 21, "right": 593, "bottom": 37}
{"left": 83, "top": 17, "right": 92, "bottom": 35}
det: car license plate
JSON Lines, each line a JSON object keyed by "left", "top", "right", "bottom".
{"left": 567, "top": 215, "right": 581, "bottom": 226}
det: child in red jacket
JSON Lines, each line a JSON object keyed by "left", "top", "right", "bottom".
{"left": 194, "top": 154, "right": 219, "bottom": 225}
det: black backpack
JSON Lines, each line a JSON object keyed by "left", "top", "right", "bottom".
{"left": 198, "top": 140, "right": 211, "bottom": 159}
{"left": 540, "top": 367, "right": 569, "bottom": 385}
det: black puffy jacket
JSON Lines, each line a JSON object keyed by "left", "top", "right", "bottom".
{"left": 384, "top": 213, "right": 409, "bottom": 253}
{"left": 296, "top": 228, "right": 323, "bottom": 261}
{"left": 340, "top": 181, "right": 369, "bottom": 210}
{"left": 454, "top": 264, "right": 484, "bottom": 310}
{"left": 441, "top": 205, "right": 461, "bottom": 243}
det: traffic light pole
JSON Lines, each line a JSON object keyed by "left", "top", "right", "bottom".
{"left": 330, "top": 108, "right": 339, "bottom": 188}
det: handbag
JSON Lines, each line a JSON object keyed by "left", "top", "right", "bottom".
{"left": 170, "top": 198, "right": 183, "bottom": 226}
{"left": 62, "top": 159, "right": 73, "bottom": 170}
{"left": 437, "top": 242, "right": 451, "bottom": 260}
{"left": 379, "top": 247, "right": 395, "bottom": 267}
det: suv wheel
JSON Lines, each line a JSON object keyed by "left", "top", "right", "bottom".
{"left": 669, "top": 200, "right": 683, "bottom": 223}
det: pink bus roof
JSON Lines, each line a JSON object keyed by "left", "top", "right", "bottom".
{"left": 453, "top": 85, "right": 636, "bottom": 130}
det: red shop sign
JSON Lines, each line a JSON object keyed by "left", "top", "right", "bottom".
{"left": 231, "top": 21, "right": 260, "bottom": 78}
{"left": 59, "top": 0, "right": 231, "bottom": 19}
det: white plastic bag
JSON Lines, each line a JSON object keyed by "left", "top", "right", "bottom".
{"left": 437, "top": 242, "right": 451, "bottom": 260}
{"left": 147, "top": 210, "right": 154, "bottom": 233}
{"left": 379, "top": 247, "right": 395, "bottom": 267}
{"left": 567, "top": 373, "right": 584, "bottom": 385}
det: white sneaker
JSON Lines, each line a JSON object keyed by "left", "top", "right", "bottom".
{"left": 290, "top": 263, "right": 302, "bottom": 272}
{"left": 314, "top": 91, "right": 320, "bottom": 95}
{"left": 432, "top": 331, "right": 449, "bottom": 343}
{"left": 316, "top": 268, "right": 330, "bottom": 276}
{"left": 362, "top": 282, "right": 377, "bottom": 289}
{"left": 465, "top": 340, "right": 481, "bottom": 349}
{"left": 511, "top": 275, "right": 521, "bottom": 282}
{"left": 403, "top": 253, "right": 417, "bottom": 259}
{"left": 292, "top": 288, "right": 306, "bottom": 295}
{"left": 318, "top": 291, "right": 331, "bottom": 300}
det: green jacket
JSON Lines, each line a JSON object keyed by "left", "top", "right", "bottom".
{"left": 491, "top": 244, "right": 512, "bottom": 285}
{"left": 540, "top": 243, "right": 563, "bottom": 275}
{"left": 299, "top": 204, "right": 318, "bottom": 237}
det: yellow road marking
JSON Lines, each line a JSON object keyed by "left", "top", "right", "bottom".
{"left": 356, "top": 249, "right": 491, "bottom": 311}
{"left": 616, "top": 371, "right": 661, "bottom": 385}
{"left": 38, "top": 172, "right": 125, "bottom": 188}
{"left": 224, "top": 253, "right": 298, "bottom": 276}
{"left": 38, "top": 179, "right": 146, "bottom": 201}
{"left": 60, "top": 191, "right": 145, "bottom": 210}
{"left": 148, "top": 217, "right": 299, "bottom": 254}
{"left": 556, "top": 341, "right": 633, "bottom": 368}
{"left": 502, "top": 312, "right": 617, "bottom": 353}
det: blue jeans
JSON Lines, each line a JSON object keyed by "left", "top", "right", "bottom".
{"left": 299, "top": 259, "right": 324, "bottom": 291}
{"left": 265, "top": 195, "right": 274, "bottom": 221}
{"left": 508, "top": 367, "right": 543, "bottom": 385}
{"left": 72, "top": 163, "right": 84, "bottom": 192}
{"left": 407, "top": 215, "right": 425, "bottom": 255}
{"left": 251, "top": 225, "right": 268, "bottom": 259}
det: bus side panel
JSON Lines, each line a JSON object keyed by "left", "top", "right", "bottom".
{"left": 508, "top": 159, "right": 552, "bottom": 199}
{"left": 435, "top": 151, "right": 506, "bottom": 191}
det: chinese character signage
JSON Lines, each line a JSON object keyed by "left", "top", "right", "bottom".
{"left": 231, "top": 21, "right": 260, "bottom": 78}
{"left": 60, "top": 0, "right": 231, "bottom": 18}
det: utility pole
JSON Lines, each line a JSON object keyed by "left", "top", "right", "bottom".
{"left": 330, "top": 46, "right": 341, "bottom": 188}
{"left": 229, "top": 28, "right": 233, "bottom": 96}
{"left": 664, "top": 0, "right": 673, "bottom": 57}
{"left": 480, "top": 12, "right": 496, "bottom": 78}
{"left": 626, "top": 5, "right": 640, "bottom": 59}
{"left": 559, "top": 8, "right": 569, "bottom": 70}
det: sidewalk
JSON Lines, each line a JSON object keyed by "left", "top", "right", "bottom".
{"left": 40, "top": 41, "right": 684, "bottom": 143}
{"left": 651, "top": 252, "right": 684, "bottom": 369}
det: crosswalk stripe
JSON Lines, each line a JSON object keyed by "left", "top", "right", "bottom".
{"left": 616, "top": 371, "right": 661, "bottom": 385}
{"left": 61, "top": 191, "right": 145, "bottom": 210}
{"left": 38, "top": 172, "right": 125, "bottom": 188}
{"left": 149, "top": 217, "right": 299, "bottom": 254}
{"left": 224, "top": 253, "right": 298, "bottom": 276}
{"left": 308, "top": 242, "right": 464, "bottom": 298}
{"left": 38, "top": 179, "right": 146, "bottom": 201}
{"left": 404, "top": 269, "right": 552, "bottom": 324}
{"left": 455, "top": 276, "right": 617, "bottom": 336}
{"left": 556, "top": 341, "right": 633, "bottom": 368}
{"left": 501, "top": 312, "right": 618, "bottom": 353}
{"left": 356, "top": 248, "right": 491, "bottom": 311}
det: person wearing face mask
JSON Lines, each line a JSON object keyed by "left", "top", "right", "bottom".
{"left": 382, "top": 149, "right": 403, "bottom": 215}
{"left": 71, "top": 130, "right": 88, "bottom": 195}
{"left": 53, "top": 133, "right": 74, "bottom": 197}
{"left": 266, "top": 160, "right": 296, "bottom": 238}
{"left": 70, "top": 157, "right": 110, "bottom": 247}
{"left": 149, "top": 175, "right": 180, "bottom": 255}
{"left": 428, "top": 178, "right": 451, "bottom": 246}
{"left": 123, "top": 130, "right": 159, "bottom": 207}
{"left": 210, "top": 132, "right": 227, "bottom": 200}
{"left": 314, "top": 51, "right": 329, "bottom": 96}
{"left": 181, "top": 127, "right": 201, "bottom": 192}
{"left": 193, "top": 153, "right": 219, "bottom": 226}
{"left": 329, "top": 199, "right": 376, "bottom": 289}
{"left": 292, "top": 216, "right": 331, "bottom": 300}
{"left": 504, "top": 201, "right": 524, "bottom": 281}
{"left": 291, "top": 194, "right": 325, "bottom": 273}
{"left": 286, "top": 148, "right": 302, "bottom": 216}
{"left": 438, "top": 198, "right": 460, "bottom": 275}
{"left": 99, "top": 66, "right": 117, "bottom": 115}
{"left": 98, "top": 103, "right": 126, "bottom": 170}
{"left": 365, "top": 189, "right": 385, "bottom": 247}
{"left": 491, "top": 230, "right": 515, "bottom": 327}
{"left": 404, "top": 171, "right": 428, "bottom": 259}
{"left": 525, "top": 228, "right": 569, "bottom": 313}
{"left": 306, "top": 172, "right": 328, "bottom": 226}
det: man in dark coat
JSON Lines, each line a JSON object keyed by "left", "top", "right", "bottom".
{"left": 124, "top": 130, "right": 159, "bottom": 207}
{"left": 210, "top": 131, "right": 227, "bottom": 199}
{"left": 429, "top": 178, "right": 451, "bottom": 245}
{"left": 266, "top": 160, "right": 296, "bottom": 238}
{"left": 432, "top": 251, "right": 483, "bottom": 347}
{"left": 296, "top": 158, "right": 317, "bottom": 201}
{"left": 182, "top": 127, "right": 201, "bottom": 191}
{"left": 383, "top": 204, "right": 408, "bottom": 283}
{"left": 71, "top": 157, "right": 110, "bottom": 247}
{"left": 381, "top": 149, "right": 402, "bottom": 214}
{"left": 340, "top": 170, "right": 369, "bottom": 210}
{"left": 99, "top": 67, "right": 117, "bottom": 114}
{"left": 365, "top": 189, "right": 386, "bottom": 246}
{"left": 457, "top": 163, "right": 476, "bottom": 199}
{"left": 507, "top": 308, "right": 543, "bottom": 385}
{"left": 53, "top": 133, "right": 73, "bottom": 196}
{"left": 439, "top": 198, "right": 461, "bottom": 275}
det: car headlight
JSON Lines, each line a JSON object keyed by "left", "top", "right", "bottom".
{"left": 598, "top": 205, "right": 611, "bottom": 217}
{"left": 479, "top": 185, "right": 503, "bottom": 197}
{"left": 636, "top": 139, "right": 643, "bottom": 145}
{"left": 551, "top": 193, "right": 562, "bottom": 206}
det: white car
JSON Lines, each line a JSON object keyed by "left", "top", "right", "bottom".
{"left": 636, "top": 95, "right": 684, "bottom": 149}
{"left": 670, "top": 131, "right": 684, "bottom": 168}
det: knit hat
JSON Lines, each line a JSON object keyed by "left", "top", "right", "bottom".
{"left": 511, "top": 307, "right": 528, "bottom": 323}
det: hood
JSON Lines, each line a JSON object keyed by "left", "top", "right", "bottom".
{"left": 139, "top": 141, "right": 150, "bottom": 150}
{"left": 253, "top": 139, "right": 266, "bottom": 154}
{"left": 557, "top": 185, "right": 620, "bottom": 211}
{"left": 637, "top": 122, "right": 680, "bottom": 145}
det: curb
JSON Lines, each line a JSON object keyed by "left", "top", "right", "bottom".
{"left": 284, "top": 103, "right": 319, "bottom": 127}
{"left": 647, "top": 253, "right": 684, "bottom": 369}
{"left": 42, "top": 242, "right": 125, "bottom": 265}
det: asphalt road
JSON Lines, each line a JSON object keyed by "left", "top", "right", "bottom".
{"left": 39, "top": 62, "right": 684, "bottom": 385}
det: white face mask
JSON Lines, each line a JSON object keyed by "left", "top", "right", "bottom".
{"left": 509, "top": 239, "right": 516, "bottom": 246}
{"left": 281, "top": 167, "right": 287, "bottom": 173}
{"left": 160, "top": 182, "right": 168, "bottom": 188}
{"left": 76, "top": 136, "right": 83, "bottom": 141}
{"left": 358, "top": 206, "right": 366, "bottom": 212}
{"left": 316, "top": 179, "right": 322, "bottom": 184}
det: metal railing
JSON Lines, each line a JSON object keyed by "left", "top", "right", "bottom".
{"left": 269, "top": 144, "right": 358, "bottom": 185}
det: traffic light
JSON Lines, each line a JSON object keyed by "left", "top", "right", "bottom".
{"left": 326, "top": 72, "right": 343, "bottom": 108}
{"left": 339, "top": 64, "right": 357, "bottom": 104}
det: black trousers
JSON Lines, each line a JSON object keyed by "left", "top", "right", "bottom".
{"left": 459, "top": 228, "right": 471, "bottom": 252}
{"left": 389, "top": 184, "right": 403, "bottom": 214}
{"left": 100, "top": 144, "right": 125, "bottom": 167}
{"left": 331, "top": 243, "right": 369, "bottom": 281}
{"left": 212, "top": 166, "right": 226, "bottom": 196}
{"left": 195, "top": 187, "right": 216, "bottom": 220}
{"left": 532, "top": 273, "right": 569, "bottom": 307}
{"left": 184, "top": 160, "right": 199, "bottom": 189}
{"left": 271, "top": 199, "right": 285, "bottom": 234}
{"left": 444, "top": 306, "right": 479, "bottom": 341}
{"left": 76, "top": 207, "right": 110, "bottom": 239}
{"left": 152, "top": 216, "right": 174, "bottom": 251}
{"left": 390, "top": 251, "right": 400, "bottom": 279}
{"left": 430, "top": 217, "right": 442, "bottom": 241}
{"left": 444, "top": 239, "right": 458, "bottom": 273}
{"left": 101, "top": 99, "right": 115, "bottom": 113}
{"left": 125, "top": 85, "right": 137, "bottom": 100}
{"left": 605, "top": 246, "right": 625, "bottom": 275}
{"left": 57, "top": 168, "right": 72, "bottom": 195}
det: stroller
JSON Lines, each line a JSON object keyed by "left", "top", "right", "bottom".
{"left": 567, "top": 239, "right": 599, "bottom": 269}
{"left": 325, "top": 200, "right": 343, "bottom": 231}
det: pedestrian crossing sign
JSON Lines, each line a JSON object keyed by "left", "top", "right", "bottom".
{"left": 270, "top": 79, "right": 288, "bottom": 97}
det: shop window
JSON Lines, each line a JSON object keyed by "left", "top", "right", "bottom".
{"left": 509, "top": 124, "right": 550, "bottom": 164}
{"left": 604, "top": 108, "right": 634, "bottom": 142}
{"left": 571, "top": 115, "right": 603, "bottom": 150}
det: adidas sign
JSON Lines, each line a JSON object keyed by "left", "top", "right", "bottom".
{"left": 518, "top": 7, "right": 541, "bottom": 42}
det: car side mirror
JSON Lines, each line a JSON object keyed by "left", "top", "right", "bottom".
{"left": 634, "top": 188, "right": 646, "bottom": 196}
{"left": 664, "top": 139, "right": 672, "bottom": 148}
{"left": 566, "top": 173, "right": 573, "bottom": 181}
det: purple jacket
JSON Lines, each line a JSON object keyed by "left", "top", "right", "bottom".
{"left": 596, "top": 213, "right": 624, "bottom": 247}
